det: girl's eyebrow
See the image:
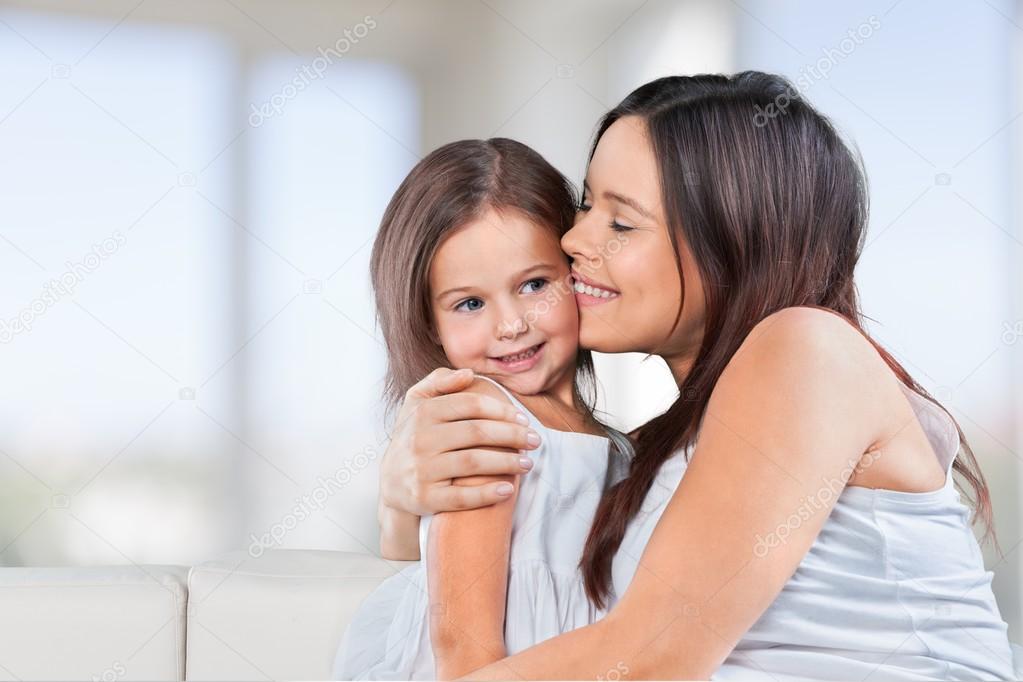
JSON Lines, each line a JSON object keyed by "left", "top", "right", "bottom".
{"left": 435, "top": 263, "right": 560, "bottom": 301}
{"left": 582, "top": 180, "right": 655, "bottom": 220}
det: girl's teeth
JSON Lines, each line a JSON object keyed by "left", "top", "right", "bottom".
{"left": 503, "top": 345, "right": 539, "bottom": 362}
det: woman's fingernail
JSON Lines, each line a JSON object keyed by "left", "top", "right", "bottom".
{"left": 514, "top": 412, "right": 529, "bottom": 426}
{"left": 496, "top": 482, "right": 514, "bottom": 495}
{"left": 519, "top": 457, "right": 533, "bottom": 470}
{"left": 526, "top": 431, "right": 541, "bottom": 447}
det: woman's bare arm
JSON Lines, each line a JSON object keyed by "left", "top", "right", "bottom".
{"left": 378, "top": 498, "right": 421, "bottom": 560}
{"left": 458, "top": 308, "right": 893, "bottom": 679}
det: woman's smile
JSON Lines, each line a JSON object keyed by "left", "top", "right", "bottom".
{"left": 570, "top": 271, "right": 620, "bottom": 307}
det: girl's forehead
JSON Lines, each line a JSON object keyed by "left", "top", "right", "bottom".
{"left": 430, "top": 212, "right": 567, "bottom": 289}
{"left": 437, "top": 210, "right": 563, "bottom": 260}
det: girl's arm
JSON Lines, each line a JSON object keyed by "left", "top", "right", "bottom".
{"left": 376, "top": 368, "right": 537, "bottom": 558}
{"left": 458, "top": 308, "right": 894, "bottom": 679}
{"left": 428, "top": 378, "right": 522, "bottom": 680}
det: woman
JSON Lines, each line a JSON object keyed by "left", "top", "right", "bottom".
{"left": 374, "top": 72, "right": 1014, "bottom": 679}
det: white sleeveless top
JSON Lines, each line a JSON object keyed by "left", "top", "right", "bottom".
{"left": 332, "top": 375, "right": 612, "bottom": 679}
{"left": 611, "top": 381, "right": 1014, "bottom": 680}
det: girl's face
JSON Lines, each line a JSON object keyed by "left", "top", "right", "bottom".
{"left": 429, "top": 207, "right": 579, "bottom": 396}
{"left": 562, "top": 115, "right": 706, "bottom": 365}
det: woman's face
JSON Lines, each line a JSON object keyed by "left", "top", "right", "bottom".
{"left": 562, "top": 115, "right": 706, "bottom": 364}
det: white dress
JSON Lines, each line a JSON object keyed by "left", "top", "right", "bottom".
{"left": 332, "top": 375, "right": 613, "bottom": 680}
{"left": 610, "top": 381, "right": 1015, "bottom": 680}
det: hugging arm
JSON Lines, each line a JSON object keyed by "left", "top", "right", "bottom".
{"left": 427, "top": 379, "right": 522, "bottom": 679}
{"left": 377, "top": 368, "right": 540, "bottom": 560}
{"left": 457, "top": 309, "right": 891, "bottom": 679}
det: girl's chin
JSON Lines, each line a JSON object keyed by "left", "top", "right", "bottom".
{"left": 491, "top": 372, "right": 547, "bottom": 396}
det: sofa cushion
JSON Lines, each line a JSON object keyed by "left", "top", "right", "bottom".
{"left": 0, "top": 564, "right": 187, "bottom": 681}
{"left": 185, "top": 549, "right": 414, "bottom": 680}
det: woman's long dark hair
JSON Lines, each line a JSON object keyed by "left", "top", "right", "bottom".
{"left": 578, "top": 72, "right": 995, "bottom": 610}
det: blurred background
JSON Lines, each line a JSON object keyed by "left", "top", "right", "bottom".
{"left": 1, "top": 0, "right": 1020, "bottom": 640}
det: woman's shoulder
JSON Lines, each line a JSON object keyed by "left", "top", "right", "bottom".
{"left": 717, "top": 306, "right": 900, "bottom": 455}
{"left": 736, "top": 306, "right": 886, "bottom": 384}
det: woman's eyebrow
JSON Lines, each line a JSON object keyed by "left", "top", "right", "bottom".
{"left": 582, "top": 180, "right": 655, "bottom": 220}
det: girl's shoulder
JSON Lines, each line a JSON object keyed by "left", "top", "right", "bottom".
{"left": 463, "top": 373, "right": 518, "bottom": 406}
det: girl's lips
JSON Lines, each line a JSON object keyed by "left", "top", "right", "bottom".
{"left": 491, "top": 342, "right": 545, "bottom": 373}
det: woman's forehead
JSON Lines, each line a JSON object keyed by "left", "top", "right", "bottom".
{"left": 586, "top": 119, "right": 662, "bottom": 220}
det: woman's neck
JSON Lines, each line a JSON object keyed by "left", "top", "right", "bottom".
{"left": 663, "top": 350, "right": 697, "bottom": 387}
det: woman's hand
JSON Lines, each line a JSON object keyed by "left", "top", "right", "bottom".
{"left": 377, "top": 368, "right": 540, "bottom": 558}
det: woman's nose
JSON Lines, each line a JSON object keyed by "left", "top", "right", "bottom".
{"left": 562, "top": 218, "right": 599, "bottom": 270}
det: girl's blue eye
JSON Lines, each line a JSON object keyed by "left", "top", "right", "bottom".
{"left": 454, "top": 298, "right": 484, "bottom": 312}
{"left": 521, "top": 278, "right": 548, "bottom": 294}
{"left": 576, "top": 200, "right": 591, "bottom": 212}
{"left": 608, "top": 220, "right": 634, "bottom": 233}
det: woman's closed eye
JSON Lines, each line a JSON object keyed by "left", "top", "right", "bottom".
{"left": 576, "top": 198, "right": 635, "bottom": 233}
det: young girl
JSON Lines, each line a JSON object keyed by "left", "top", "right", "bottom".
{"left": 332, "top": 138, "right": 631, "bottom": 680}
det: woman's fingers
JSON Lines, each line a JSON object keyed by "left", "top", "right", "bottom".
{"left": 404, "top": 367, "right": 475, "bottom": 402}
{"left": 429, "top": 419, "right": 541, "bottom": 454}
{"left": 422, "top": 391, "right": 529, "bottom": 425}
{"left": 429, "top": 448, "right": 534, "bottom": 481}
{"left": 429, "top": 478, "right": 519, "bottom": 511}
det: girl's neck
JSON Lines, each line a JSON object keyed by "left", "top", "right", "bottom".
{"left": 512, "top": 370, "right": 603, "bottom": 436}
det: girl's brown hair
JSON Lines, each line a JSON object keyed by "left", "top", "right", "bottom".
{"left": 578, "top": 72, "right": 996, "bottom": 610}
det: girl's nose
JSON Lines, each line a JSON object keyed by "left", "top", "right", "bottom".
{"left": 495, "top": 303, "right": 529, "bottom": 341}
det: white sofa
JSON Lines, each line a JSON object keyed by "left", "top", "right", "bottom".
{"left": 0, "top": 550, "right": 414, "bottom": 681}
{"left": 3, "top": 549, "right": 1022, "bottom": 680}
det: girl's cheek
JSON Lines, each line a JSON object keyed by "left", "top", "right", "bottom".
{"left": 440, "top": 318, "right": 490, "bottom": 363}
{"left": 540, "top": 297, "right": 581, "bottom": 345}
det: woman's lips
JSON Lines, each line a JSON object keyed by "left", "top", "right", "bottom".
{"left": 571, "top": 273, "right": 620, "bottom": 307}
{"left": 491, "top": 342, "right": 545, "bottom": 373}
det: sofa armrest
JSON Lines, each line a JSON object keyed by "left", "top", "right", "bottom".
{"left": 185, "top": 549, "right": 414, "bottom": 681}
{"left": 0, "top": 564, "right": 188, "bottom": 681}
